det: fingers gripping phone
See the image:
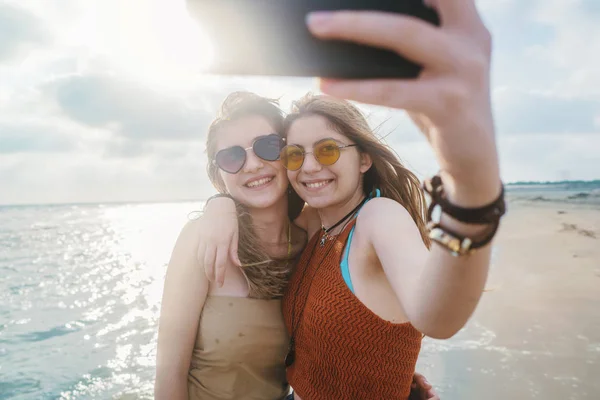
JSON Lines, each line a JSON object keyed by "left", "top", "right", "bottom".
{"left": 186, "top": 0, "right": 439, "bottom": 79}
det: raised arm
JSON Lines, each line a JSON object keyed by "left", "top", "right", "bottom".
{"left": 155, "top": 219, "right": 209, "bottom": 400}
{"left": 307, "top": 0, "right": 502, "bottom": 338}
{"left": 360, "top": 198, "right": 491, "bottom": 339}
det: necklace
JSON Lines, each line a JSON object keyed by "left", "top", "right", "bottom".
{"left": 319, "top": 197, "right": 369, "bottom": 247}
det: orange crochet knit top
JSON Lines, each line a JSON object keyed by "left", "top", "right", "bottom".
{"left": 282, "top": 219, "right": 422, "bottom": 399}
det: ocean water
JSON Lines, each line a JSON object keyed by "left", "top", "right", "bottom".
{"left": 0, "top": 202, "right": 195, "bottom": 399}
{"left": 505, "top": 182, "right": 600, "bottom": 206}
{"left": 1, "top": 184, "right": 598, "bottom": 399}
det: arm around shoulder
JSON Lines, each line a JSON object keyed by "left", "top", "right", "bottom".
{"left": 155, "top": 219, "right": 210, "bottom": 400}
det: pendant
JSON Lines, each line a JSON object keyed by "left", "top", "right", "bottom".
{"left": 319, "top": 235, "right": 326, "bottom": 247}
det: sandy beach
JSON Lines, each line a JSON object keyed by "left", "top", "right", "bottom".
{"left": 417, "top": 194, "right": 600, "bottom": 399}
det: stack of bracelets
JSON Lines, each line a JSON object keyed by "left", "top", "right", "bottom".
{"left": 422, "top": 174, "right": 506, "bottom": 256}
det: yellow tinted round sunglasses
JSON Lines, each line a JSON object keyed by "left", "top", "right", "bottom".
{"left": 280, "top": 138, "right": 358, "bottom": 171}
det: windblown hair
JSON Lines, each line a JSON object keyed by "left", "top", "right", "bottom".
{"left": 283, "top": 93, "right": 430, "bottom": 247}
{"left": 205, "top": 91, "right": 304, "bottom": 299}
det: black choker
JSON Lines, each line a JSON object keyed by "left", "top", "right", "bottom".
{"left": 319, "top": 196, "right": 368, "bottom": 247}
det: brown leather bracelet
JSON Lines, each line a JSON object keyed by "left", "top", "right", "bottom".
{"left": 423, "top": 175, "right": 506, "bottom": 225}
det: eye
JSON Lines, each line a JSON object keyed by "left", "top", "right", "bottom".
{"left": 319, "top": 144, "right": 338, "bottom": 154}
{"left": 288, "top": 149, "right": 303, "bottom": 158}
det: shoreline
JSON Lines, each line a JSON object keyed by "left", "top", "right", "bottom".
{"left": 417, "top": 198, "right": 600, "bottom": 399}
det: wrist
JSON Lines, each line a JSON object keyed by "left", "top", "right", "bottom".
{"left": 434, "top": 108, "right": 499, "bottom": 185}
{"left": 203, "top": 193, "right": 236, "bottom": 211}
{"left": 439, "top": 169, "right": 502, "bottom": 208}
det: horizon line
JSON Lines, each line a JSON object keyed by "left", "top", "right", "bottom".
{"left": 1, "top": 179, "right": 599, "bottom": 208}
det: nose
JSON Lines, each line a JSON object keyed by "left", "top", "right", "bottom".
{"left": 243, "top": 149, "right": 264, "bottom": 173}
{"left": 300, "top": 151, "right": 322, "bottom": 174}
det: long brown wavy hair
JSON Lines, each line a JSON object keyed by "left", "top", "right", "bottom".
{"left": 283, "top": 93, "right": 430, "bottom": 247}
{"left": 205, "top": 91, "right": 304, "bottom": 299}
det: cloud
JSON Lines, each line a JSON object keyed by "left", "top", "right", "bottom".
{"left": 498, "top": 133, "right": 600, "bottom": 182}
{"left": 0, "top": 146, "right": 211, "bottom": 205}
{"left": 42, "top": 74, "right": 214, "bottom": 141}
{"left": 476, "top": 0, "right": 600, "bottom": 102}
{"left": 476, "top": 0, "right": 600, "bottom": 139}
{"left": 0, "top": 3, "right": 50, "bottom": 63}
{"left": 102, "top": 138, "right": 152, "bottom": 158}
{"left": 527, "top": 0, "right": 600, "bottom": 96}
{"left": 1, "top": 0, "right": 599, "bottom": 206}
{"left": 493, "top": 88, "right": 600, "bottom": 135}
{"left": 0, "top": 119, "right": 77, "bottom": 153}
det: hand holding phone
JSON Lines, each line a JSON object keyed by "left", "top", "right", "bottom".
{"left": 309, "top": 0, "right": 501, "bottom": 202}
{"left": 188, "top": 0, "right": 500, "bottom": 201}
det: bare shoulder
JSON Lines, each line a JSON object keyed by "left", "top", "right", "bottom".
{"left": 177, "top": 217, "right": 205, "bottom": 245}
{"left": 356, "top": 197, "right": 428, "bottom": 267}
{"left": 355, "top": 197, "right": 424, "bottom": 247}
{"left": 357, "top": 197, "right": 415, "bottom": 229}
{"left": 168, "top": 217, "right": 206, "bottom": 272}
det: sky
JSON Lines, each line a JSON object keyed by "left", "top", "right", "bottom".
{"left": 0, "top": 0, "right": 599, "bottom": 205}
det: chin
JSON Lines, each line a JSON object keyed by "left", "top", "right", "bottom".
{"left": 244, "top": 197, "right": 278, "bottom": 209}
{"left": 241, "top": 187, "right": 286, "bottom": 210}
{"left": 298, "top": 193, "right": 335, "bottom": 210}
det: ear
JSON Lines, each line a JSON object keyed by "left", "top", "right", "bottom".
{"left": 359, "top": 151, "right": 372, "bottom": 174}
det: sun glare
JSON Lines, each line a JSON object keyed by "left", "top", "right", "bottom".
{"left": 71, "top": 0, "right": 214, "bottom": 89}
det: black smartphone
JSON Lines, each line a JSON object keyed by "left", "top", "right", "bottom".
{"left": 186, "top": 0, "right": 439, "bottom": 79}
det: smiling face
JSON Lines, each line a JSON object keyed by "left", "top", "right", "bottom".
{"left": 213, "top": 115, "right": 288, "bottom": 210}
{"left": 285, "top": 114, "right": 371, "bottom": 211}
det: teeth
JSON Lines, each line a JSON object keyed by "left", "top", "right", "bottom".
{"left": 246, "top": 177, "right": 273, "bottom": 188}
{"left": 305, "top": 181, "right": 330, "bottom": 189}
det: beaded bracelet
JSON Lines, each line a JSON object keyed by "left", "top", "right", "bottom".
{"left": 422, "top": 175, "right": 506, "bottom": 256}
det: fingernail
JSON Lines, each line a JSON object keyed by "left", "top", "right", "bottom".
{"left": 306, "top": 12, "right": 332, "bottom": 31}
